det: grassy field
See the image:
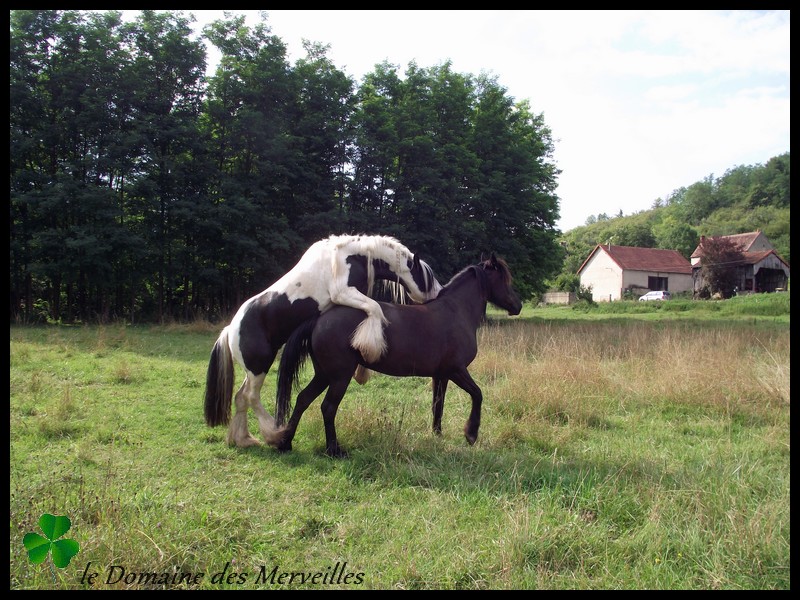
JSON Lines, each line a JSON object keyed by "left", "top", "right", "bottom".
{"left": 10, "top": 294, "right": 790, "bottom": 589}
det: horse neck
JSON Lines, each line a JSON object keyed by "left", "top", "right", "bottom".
{"left": 438, "top": 268, "right": 488, "bottom": 326}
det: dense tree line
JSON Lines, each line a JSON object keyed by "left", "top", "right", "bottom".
{"left": 555, "top": 152, "right": 790, "bottom": 290}
{"left": 10, "top": 10, "right": 562, "bottom": 324}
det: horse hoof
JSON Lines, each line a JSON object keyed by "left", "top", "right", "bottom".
{"left": 234, "top": 436, "right": 262, "bottom": 448}
{"left": 464, "top": 432, "right": 478, "bottom": 446}
{"left": 326, "top": 446, "right": 349, "bottom": 459}
{"left": 276, "top": 442, "right": 292, "bottom": 453}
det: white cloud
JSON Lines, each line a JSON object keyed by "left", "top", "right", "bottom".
{"left": 123, "top": 9, "right": 790, "bottom": 231}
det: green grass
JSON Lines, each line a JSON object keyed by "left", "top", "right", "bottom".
{"left": 520, "top": 291, "right": 790, "bottom": 324}
{"left": 9, "top": 303, "right": 790, "bottom": 589}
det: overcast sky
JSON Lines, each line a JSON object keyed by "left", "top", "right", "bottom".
{"left": 167, "top": 10, "right": 789, "bottom": 232}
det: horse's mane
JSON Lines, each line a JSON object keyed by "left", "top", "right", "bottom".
{"left": 481, "top": 255, "right": 513, "bottom": 286}
{"left": 328, "top": 234, "right": 418, "bottom": 274}
{"left": 437, "top": 256, "right": 512, "bottom": 299}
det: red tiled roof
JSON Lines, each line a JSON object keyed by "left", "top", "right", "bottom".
{"left": 689, "top": 249, "right": 790, "bottom": 270}
{"left": 740, "top": 249, "right": 774, "bottom": 265}
{"left": 739, "top": 249, "right": 790, "bottom": 267}
{"left": 691, "top": 231, "right": 762, "bottom": 258}
{"left": 721, "top": 231, "right": 762, "bottom": 251}
{"left": 578, "top": 245, "right": 692, "bottom": 274}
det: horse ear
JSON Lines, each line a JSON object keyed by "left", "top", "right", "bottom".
{"left": 490, "top": 252, "right": 498, "bottom": 267}
{"left": 413, "top": 254, "right": 421, "bottom": 268}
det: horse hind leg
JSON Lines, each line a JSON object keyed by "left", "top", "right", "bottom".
{"left": 431, "top": 377, "right": 448, "bottom": 436}
{"left": 353, "top": 365, "right": 372, "bottom": 385}
{"left": 226, "top": 376, "right": 262, "bottom": 448}
{"left": 320, "top": 378, "right": 352, "bottom": 458}
{"left": 244, "top": 372, "right": 286, "bottom": 446}
{"left": 276, "top": 371, "right": 330, "bottom": 453}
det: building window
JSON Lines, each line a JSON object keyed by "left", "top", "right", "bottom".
{"left": 648, "top": 276, "right": 668, "bottom": 291}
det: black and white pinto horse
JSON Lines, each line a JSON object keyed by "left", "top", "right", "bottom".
{"left": 204, "top": 234, "right": 442, "bottom": 447}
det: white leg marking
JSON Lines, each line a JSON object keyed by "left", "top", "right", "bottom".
{"left": 226, "top": 376, "right": 262, "bottom": 447}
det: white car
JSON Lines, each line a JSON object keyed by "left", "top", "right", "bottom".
{"left": 639, "top": 290, "right": 671, "bottom": 301}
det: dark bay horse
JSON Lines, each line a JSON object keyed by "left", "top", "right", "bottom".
{"left": 275, "top": 254, "right": 523, "bottom": 457}
{"left": 204, "top": 234, "right": 442, "bottom": 447}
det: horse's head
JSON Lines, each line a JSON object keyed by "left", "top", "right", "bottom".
{"left": 374, "top": 252, "right": 442, "bottom": 303}
{"left": 408, "top": 254, "right": 444, "bottom": 301}
{"left": 480, "top": 254, "right": 523, "bottom": 315}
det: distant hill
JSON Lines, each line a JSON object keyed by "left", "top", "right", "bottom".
{"left": 558, "top": 152, "right": 790, "bottom": 277}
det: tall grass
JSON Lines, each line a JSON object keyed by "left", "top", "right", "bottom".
{"left": 527, "top": 291, "right": 790, "bottom": 323}
{"left": 9, "top": 315, "right": 790, "bottom": 590}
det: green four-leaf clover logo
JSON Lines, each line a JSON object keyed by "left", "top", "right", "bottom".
{"left": 23, "top": 514, "right": 80, "bottom": 568}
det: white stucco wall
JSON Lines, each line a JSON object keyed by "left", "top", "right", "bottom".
{"left": 580, "top": 251, "right": 623, "bottom": 301}
{"left": 622, "top": 271, "right": 693, "bottom": 293}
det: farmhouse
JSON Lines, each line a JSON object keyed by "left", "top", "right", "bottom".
{"left": 690, "top": 231, "right": 790, "bottom": 294}
{"left": 577, "top": 244, "right": 693, "bottom": 302}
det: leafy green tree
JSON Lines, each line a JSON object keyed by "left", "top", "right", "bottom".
{"left": 677, "top": 176, "right": 718, "bottom": 224}
{"left": 464, "top": 75, "right": 561, "bottom": 299}
{"left": 202, "top": 12, "right": 299, "bottom": 310}
{"left": 348, "top": 63, "right": 562, "bottom": 297}
{"left": 715, "top": 164, "right": 753, "bottom": 208}
{"left": 10, "top": 10, "right": 59, "bottom": 321}
{"left": 559, "top": 238, "right": 595, "bottom": 275}
{"left": 285, "top": 40, "right": 355, "bottom": 240}
{"left": 613, "top": 220, "right": 656, "bottom": 248}
{"left": 347, "top": 61, "right": 403, "bottom": 230}
{"left": 696, "top": 236, "right": 744, "bottom": 298}
{"left": 10, "top": 10, "right": 141, "bottom": 322}
{"left": 123, "top": 10, "right": 207, "bottom": 321}
{"left": 748, "top": 152, "right": 790, "bottom": 208}
{"left": 653, "top": 218, "right": 699, "bottom": 258}
{"left": 393, "top": 62, "right": 478, "bottom": 272}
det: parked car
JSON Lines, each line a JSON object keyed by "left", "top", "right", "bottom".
{"left": 639, "top": 290, "right": 671, "bottom": 301}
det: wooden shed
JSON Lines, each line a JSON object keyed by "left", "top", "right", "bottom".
{"left": 690, "top": 231, "right": 790, "bottom": 294}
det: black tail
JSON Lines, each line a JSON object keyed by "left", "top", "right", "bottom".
{"left": 204, "top": 328, "right": 234, "bottom": 427}
{"left": 276, "top": 317, "right": 318, "bottom": 426}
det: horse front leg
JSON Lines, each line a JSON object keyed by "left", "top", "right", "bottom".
{"left": 431, "top": 377, "right": 449, "bottom": 436}
{"left": 320, "top": 378, "right": 352, "bottom": 458}
{"left": 449, "top": 368, "right": 483, "bottom": 446}
{"left": 276, "top": 372, "right": 329, "bottom": 453}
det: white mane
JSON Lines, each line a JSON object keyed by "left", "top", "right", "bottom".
{"left": 329, "top": 234, "right": 413, "bottom": 268}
